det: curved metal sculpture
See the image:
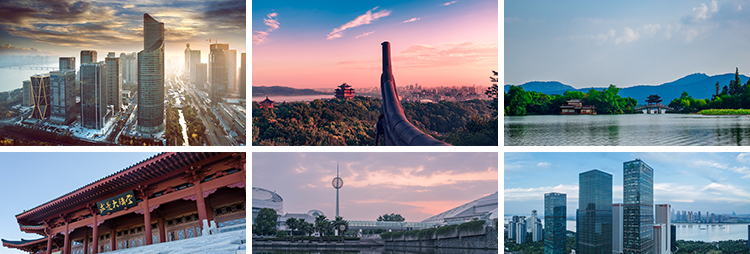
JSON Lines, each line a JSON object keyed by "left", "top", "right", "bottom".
{"left": 379, "top": 41, "right": 449, "bottom": 146}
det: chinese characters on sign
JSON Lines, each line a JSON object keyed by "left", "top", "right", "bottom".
{"left": 97, "top": 190, "right": 138, "bottom": 215}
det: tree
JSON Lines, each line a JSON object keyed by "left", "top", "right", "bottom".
{"left": 285, "top": 217, "right": 298, "bottom": 242}
{"left": 377, "top": 213, "right": 406, "bottom": 222}
{"left": 314, "top": 215, "right": 329, "bottom": 242}
{"left": 255, "top": 208, "right": 278, "bottom": 236}
{"left": 486, "top": 70, "right": 498, "bottom": 117}
{"left": 504, "top": 85, "right": 531, "bottom": 116}
{"left": 298, "top": 221, "right": 313, "bottom": 243}
{"left": 332, "top": 216, "right": 350, "bottom": 242}
{"left": 715, "top": 81, "right": 720, "bottom": 98}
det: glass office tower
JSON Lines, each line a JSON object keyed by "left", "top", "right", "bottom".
{"left": 623, "top": 159, "right": 654, "bottom": 254}
{"left": 545, "top": 192, "right": 567, "bottom": 254}
{"left": 577, "top": 169, "right": 613, "bottom": 254}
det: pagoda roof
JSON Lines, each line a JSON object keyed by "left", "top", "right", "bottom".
{"left": 15, "top": 152, "right": 229, "bottom": 224}
{"left": 1, "top": 237, "right": 46, "bottom": 248}
{"left": 260, "top": 96, "right": 274, "bottom": 103}
{"left": 338, "top": 83, "right": 352, "bottom": 88}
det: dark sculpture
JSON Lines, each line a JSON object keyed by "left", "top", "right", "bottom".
{"left": 378, "top": 41, "right": 449, "bottom": 146}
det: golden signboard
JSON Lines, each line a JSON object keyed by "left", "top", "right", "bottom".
{"left": 97, "top": 190, "right": 137, "bottom": 215}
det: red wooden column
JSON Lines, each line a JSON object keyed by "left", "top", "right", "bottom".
{"left": 63, "top": 217, "right": 70, "bottom": 254}
{"left": 137, "top": 185, "right": 153, "bottom": 246}
{"left": 109, "top": 228, "right": 116, "bottom": 251}
{"left": 184, "top": 166, "right": 208, "bottom": 223}
{"left": 158, "top": 217, "right": 166, "bottom": 243}
{"left": 87, "top": 204, "right": 99, "bottom": 254}
{"left": 46, "top": 233, "right": 53, "bottom": 254}
{"left": 83, "top": 228, "right": 89, "bottom": 254}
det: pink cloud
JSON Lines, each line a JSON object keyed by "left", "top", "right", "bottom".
{"left": 402, "top": 17, "right": 420, "bottom": 23}
{"left": 327, "top": 7, "right": 391, "bottom": 40}
{"left": 253, "top": 12, "right": 279, "bottom": 45}
{"left": 396, "top": 41, "right": 499, "bottom": 68}
{"left": 442, "top": 1, "right": 458, "bottom": 6}
{"left": 355, "top": 31, "right": 375, "bottom": 39}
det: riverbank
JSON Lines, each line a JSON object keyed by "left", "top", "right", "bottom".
{"left": 697, "top": 109, "right": 750, "bottom": 115}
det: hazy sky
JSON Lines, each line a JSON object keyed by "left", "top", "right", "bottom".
{"left": 0, "top": 153, "right": 158, "bottom": 254}
{"left": 505, "top": 0, "right": 750, "bottom": 88}
{"left": 0, "top": 0, "right": 245, "bottom": 74}
{"left": 252, "top": 0, "right": 498, "bottom": 89}
{"left": 252, "top": 152, "right": 498, "bottom": 222}
{"left": 505, "top": 153, "right": 750, "bottom": 217}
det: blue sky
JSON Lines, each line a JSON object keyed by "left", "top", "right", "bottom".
{"left": 505, "top": 0, "right": 750, "bottom": 88}
{"left": 0, "top": 153, "right": 158, "bottom": 254}
{"left": 505, "top": 153, "right": 750, "bottom": 217}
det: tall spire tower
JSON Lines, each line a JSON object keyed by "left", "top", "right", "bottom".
{"left": 331, "top": 162, "right": 344, "bottom": 218}
{"left": 137, "top": 13, "right": 165, "bottom": 134}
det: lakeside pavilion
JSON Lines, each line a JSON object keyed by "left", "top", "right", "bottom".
{"left": 2, "top": 152, "right": 246, "bottom": 254}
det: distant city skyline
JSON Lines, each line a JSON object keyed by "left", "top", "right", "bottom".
{"left": 0, "top": 0, "right": 245, "bottom": 75}
{"left": 252, "top": 0, "right": 498, "bottom": 89}
{"left": 505, "top": 153, "right": 750, "bottom": 216}
{"left": 253, "top": 152, "right": 498, "bottom": 222}
{"left": 506, "top": 1, "right": 750, "bottom": 88}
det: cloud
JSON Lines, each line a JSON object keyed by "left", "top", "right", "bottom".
{"left": 537, "top": 162, "right": 551, "bottom": 167}
{"left": 614, "top": 27, "right": 640, "bottom": 44}
{"left": 355, "top": 31, "right": 375, "bottom": 39}
{"left": 730, "top": 166, "right": 750, "bottom": 179}
{"left": 642, "top": 24, "right": 661, "bottom": 36}
{"left": 691, "top": 0, "right": 719, "bottom": 20}
{"left": 253, "top": 12, "right": 279, "bottom": 45}
{"left": 504, "top": 184, "right": 578, "bottom": 202}
{"left": 0, "top": 44, "right": 55, "bottom": 55}
{"left": 403, "top": 17, "right": 420, "bottom": 23}
{"left": 396, "top": 41, "right": 498, "bottom": 68}
{"left": 442, "top": 1, "right": 458, "bottom": 6}
{"left": 342, "top": 165, "right": 497, "bottom": 188}
{"left": 327, "top": 7, "right": 391, "bottom": 40}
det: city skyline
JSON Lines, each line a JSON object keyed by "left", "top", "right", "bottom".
{"left": 0, "top": 0, "right": 245, "bottom": 75}
{"left": 252, "top": 0, "right": 498, "bottom": 89}
{"left": 505, "top": 153, "right": 750, "bottom": 216}
{"left": 252, "top": 152, "right": 498, "bottom": 222}
{"left": 506, "top": 1, "right": 750, "bottom": 88}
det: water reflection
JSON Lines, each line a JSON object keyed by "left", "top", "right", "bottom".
{"left": 252, "top": 246, "right": 496, "bottom": 254}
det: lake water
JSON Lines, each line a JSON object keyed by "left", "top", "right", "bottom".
{"left": 252, "top": 94, "right": 333, "bottom": 103}
{"left": 675, "top": 223, "right": 750, "bottom": 242}
{"left": 505, "top": 114, "right": 750, "bottom": 146}
{"left": 0, "top": 63, "right": 59, "bottom": 92}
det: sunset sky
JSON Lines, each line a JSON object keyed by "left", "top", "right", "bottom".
{"left": 252, "top": 153, "right": 498, "bottom": 222}
{"left": 252, "top": 0, "right": 498, "bottom": 89}
{"left": 0, "top": 0, "right": 245, "bottom": 74}
{"left": 506, "top": 0, "right": 750, "bottom": 88}
{"left": 506, "top": 153, "right": 750, "bottom": 217}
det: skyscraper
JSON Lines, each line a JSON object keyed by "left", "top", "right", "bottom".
{"left": 655, "top": 204, "right": 671, "bottom": 254}
{"left": 227, "top": 49, "right": 237, "bottom": 95}
{"left": 137, "top": 13, "right": 165, "bottom": 134}
{"left": 623, "top": 159, "right": 654, "bottom": 254}
{"left": 185, "top": 44, "right": 201, "bottom": 85}
{"left": 545, "top": 192, "right": 566, "bottom": 254}
{"left": 577, "top": 169, "right": 613, "bottom": 254}
{"left": 59, "top": 57, "right": 75, "bottom": 71}
{"left": 30, "top": 73, "right": 51, "bottom": 119}
{"left": 240, "top": 52, "right": 246, "bottom": 99}
{"left": 49, "top": 69, "right": 76, "bottom": 124}
{"left": 80, "top": 50, "right": 97, "bottom": 64}
{"left": 22, "top": 80, "right": 32, "bottom": 107}
{"left": 195, "top": 63, "right": 208, "bottom": 89}
{"left": 613, "top": 204, "right": 624, "bottom": 254}
{"left": 120, "top": 52, "right": 138, "bottom": 85}
{"left": 80, "top": 62, "right": 107, "bottom": 129}
{"left": 105, "top": 52, "right": 122, "bottom": 111}
{"left": 209, "top": 43, "right": 228, "bottom": 105}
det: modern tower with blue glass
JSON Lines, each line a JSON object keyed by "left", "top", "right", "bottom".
{"left": 623, "top": 159, "right": 654, "bottom": 254}
{"left": 577, "top": 169, "right": 613, "bottom": 254}
{"left": 544, "top": 192, "right": 567, "bottom": 254}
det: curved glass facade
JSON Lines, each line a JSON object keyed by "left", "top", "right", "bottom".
{"left": 577, "top": 169, "right": 613, "bottom": 254}
{"left": 137, "top": 13, "right": 165, "bottom": 133}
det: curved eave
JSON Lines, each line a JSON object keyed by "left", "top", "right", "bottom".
{"left": 2, "top": 237, "right": 47, "bottom": 250}
{"left": 19, "top": 224, "right": 44, "bottom": 234}
{"left": 16, "top": 152, "right": 226, "bottom": 223}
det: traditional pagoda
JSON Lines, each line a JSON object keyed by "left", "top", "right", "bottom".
{"left": 635, "top": 94, "right": 673, "bottom": 114}
{"left": 259, "top": 96, "right": 274, "bottom": 109}
{"left": 2, "top": 152, "right": 246, "bottom": 254}
{"left": 560, "top": 99, "right": 596, "bottom": 114}
{"left": 334, "top": 83, "right": 355, "bottom": 99}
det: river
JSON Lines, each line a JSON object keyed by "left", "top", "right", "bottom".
{"left": 505, "top": 114, "right": 750, "bottom": 146}
{"left": 0, "top": 63, "right": 59, "bottom": 92}
{"left": 252, "top": 94, "right": 333, "bottom": 102}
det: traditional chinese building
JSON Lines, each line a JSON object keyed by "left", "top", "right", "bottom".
{"left": 259, "top": 96, "right": 274, "bottom": 109}
{"left": 334, "top": 83, "right": 355, "bottom": 99}
{"left": 2, "top": 152, "right": 246, "bottom": 254}
{"left": 560, "top": 99, "right": 596, "bottom": 114}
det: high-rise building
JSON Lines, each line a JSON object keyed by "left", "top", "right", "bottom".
{"left": 623, "top": 159, "right": 654, "bottom": 254}
{"left": 80, "top": 62, "right": 107, "bottom": 129}
{"left": 653, "top": 225, "right": 666, "bottom": 254}
{"left": 120, "top": 52, "right": 138, "bottom": 85}
{"left": 209, "top": 43, "right": 228, "bottom": 105}
{"left": 59, "top": 57, "right": 75, "bottom": 71}
{"left": 613, "top": 204, "right": 624, "bottom": 254}
{"left": 533, "top": 221, "right": 544, "bottom": 242}
{"left": 185, "top": 44, "right": 201, "bottom": 85}
{"left": 544, "top": 192, "right": 566, "bottom": 254}
{"left": 105, "top": 52, "right": 122, "bottom": 111}
{"left": 195, "top": 63, "right": 208, "bottom": 89}
{"left": 80, "top": 50, "right": 97, "bottom": 64}
{"left": 240, "top": 52, "right": 246, "bottom": 99}
{"left": 577, "top": 169, "right": 613, "bottom": 254}
{"left": 22, "top": 80, "right": 32, "bottom": 107}
{"left": 227, "top": 49, "right": 237, "bottom": 95}
{"left": 49, "top": 70, "right": 76, "bottom": 124}
{"left": 137, "top": 13, "right": 165, "bottom": 133}
{"left": 30, "top": 73, "right": 51, "bottom": 119}
{"left": 516, "top": 220, "right": 527, "bottom": 244}
{"left": 655, "top": 204, "right": 672, "bottom": 254}
{"left": 670, "top": 225, "right": 676, "bottom": 252}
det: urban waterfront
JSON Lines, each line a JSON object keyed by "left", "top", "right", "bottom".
{"left": 253, "top": 247, "right": 498, "bottom": 254}
{"left": 505, "top": 114, "right": 750, "bottom": 146}
{"left": 0, "top": 64, "right": 58, "bottom": 93}
{"left": 253, "top": 94, "right": 333, "bottom": 103}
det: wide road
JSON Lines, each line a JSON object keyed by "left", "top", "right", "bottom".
{"left": 172, "top": 76, "right": 225, "bottom": 146}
